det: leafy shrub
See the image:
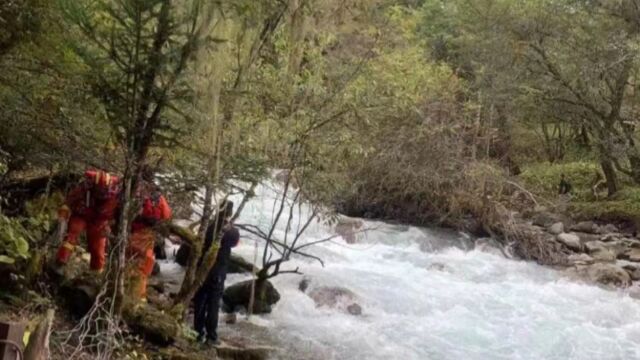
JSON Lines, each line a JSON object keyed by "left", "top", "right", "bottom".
{"left": 0, "top": 214, "right": 32, "bottom": 264}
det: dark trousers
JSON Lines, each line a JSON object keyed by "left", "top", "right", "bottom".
{"left": 193, "top": 276, "right": 224, "bottom": 340}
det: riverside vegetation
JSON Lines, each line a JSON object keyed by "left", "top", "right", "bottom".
{"left": 3, "top": 0, "right": 640, "bottom": 359}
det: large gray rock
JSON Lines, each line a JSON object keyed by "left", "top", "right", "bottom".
{"left": 571, "top": 221, "right": 599, "bottom": 234}
{"left": 557, "top": 233, "right": 582, "bottom": 251}
{"left": 585, "top": 264, "right": 632, "bottom": 287}
{"left": 548, "top": 222, "right": 565, "bottom": 235}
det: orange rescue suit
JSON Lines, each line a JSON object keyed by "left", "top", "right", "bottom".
{"left": 127, "top": 185, "right": 172, "bottom": 301}
{"left": 56, "top": 170, "right": 120, "bottom": 271}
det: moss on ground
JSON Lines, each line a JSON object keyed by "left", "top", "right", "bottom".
{"left": 519, "top": 162, "right": 601, "bottom": 201}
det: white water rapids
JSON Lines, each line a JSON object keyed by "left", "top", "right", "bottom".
{"left": 160, "top": 179, "right": 640, "bottom": 360}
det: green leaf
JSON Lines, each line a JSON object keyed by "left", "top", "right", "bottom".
{"left": 0, "top": 255, "right": 15, "bottom": 264}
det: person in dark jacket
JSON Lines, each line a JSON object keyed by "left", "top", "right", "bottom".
{"left": 193, "top": 201, "right": 240, "bottom": 344}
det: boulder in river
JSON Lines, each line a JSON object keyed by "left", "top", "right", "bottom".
{"left": 335, "top": 217, "right": 364, "bottom": 244}
{"left": 307, "top": 286, "right": 363, "bottom": 316}
{"left": 223, "top": 280, "right": 280, "bottom": 314}
{"left": 556, "top": 233, "right": 582, "bottom": 251}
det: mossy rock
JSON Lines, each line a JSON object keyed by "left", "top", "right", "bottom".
{"left": 123, "top": 304, "right": 180, "bottom": 346}
{"left": 223, "top": 280, "right": 280, "bottom": 314}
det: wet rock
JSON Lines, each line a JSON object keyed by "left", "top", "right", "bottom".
{"left": 557, "top": 233, "right": 582, "bottom": 251}
{"left": 590, "top": 248, "right": 616, "bottom": 263}
{"left": 600, "top": 233, "right": 622, "bottom": 243}
{"left": 532, "top": 212, "right": 562, "bottom": 228}
{"left": 585, "top": 241, "right": 606, "bottom": 253}
{"left": 475, "top": 238, "right": 507, "bottom": 257}
{"left": 622, "top": 265, "right": 640, "bottom": 281}
{"left": 298, "top": 278, "right": 311, "bottom": 292}
{"left": 227, "top": 254, "right": 258, "bottom": 274}
{"left": 427, "top": 263, "right": 447, "bottom": 271}
{"left": 335, "top": 217, "right": 364, "bottom": 244}
{"left": 223, "top": 280, "right": 280, "bottom": 314}
{"left": 347, "top": 303, "right": 363, "bottom": 316}
{"left": 585, "top": 263, "right": 632, "bottom": 287}
{"left": 307, "top": 286, "right": 363, "bottom": 316}
{"left": 154, "top": 242, "right": 167, "bottom": 260}
{"left": 571, "top": 221, "right": 599, "bottom": 234}
{"left": 575, "top": 232, "right": 601, "bottom": 244}
{"left": 175, "top": 243, "right": 190, "bottom": 267}
{"left": 568, "top": 254, "right": 594, "bottom": 266}
{"left": 152, "top": 261, "right": 160, "bottom": 276}
{"left": 548, "top": 222, "right": 565, "bottom": 235}
{"left": 621, "top": 249, "right": 640, "bottom": 262}
{"left": 599, "top": 224, "right": 619, "bottom": 234}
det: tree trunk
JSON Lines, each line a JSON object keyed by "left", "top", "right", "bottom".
{"left": 23, "top": 309, "right": 54, "bottom": 360}
{"left": 600, "top": 159, "right": 618, "bottom": 197}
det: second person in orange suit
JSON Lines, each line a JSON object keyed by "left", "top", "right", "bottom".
{"left": 127, "top": 167, "right": 172, "bottom": 302}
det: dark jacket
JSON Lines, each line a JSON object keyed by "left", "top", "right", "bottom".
{"left": 201, "top": 223, "right": 240, "bottom": 288}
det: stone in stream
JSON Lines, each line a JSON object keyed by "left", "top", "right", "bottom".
{"left": 548, "top": 222, "right": 565, "bottom": 235}
{"left": 307, "top": 286, "right": 364, "bottom": 316}
{"left": 556, "top": 233, "right": 582, "bottom": 251}
{"left": 335, "top": 217, "right": 364, "bottom": 244}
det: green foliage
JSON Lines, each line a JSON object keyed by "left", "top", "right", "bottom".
{"left": 0, "top": 214, "right": 33, "bottom": 264}
{"left": 569, "top": 188, "right": 640, "bottom": 223}
{"left": 520, "top": 162, "right": 601, "bottom": 201}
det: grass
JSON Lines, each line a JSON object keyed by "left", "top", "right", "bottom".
{"left": 519, "top": 161, "right": 602, "bottom": 202}
{"left": 519, "top": 161, "right": 640, "bottom": 224}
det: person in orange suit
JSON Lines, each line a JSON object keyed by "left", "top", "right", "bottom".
{"left": 56, "top": 170, "right": 120, "bottom": 272}
{"left": 127, "top": 167, "right": 172, "bottom": 302}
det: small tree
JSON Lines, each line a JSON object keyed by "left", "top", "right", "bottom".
{"left": 58, "top": 0, "right": 215, "bottom": 357}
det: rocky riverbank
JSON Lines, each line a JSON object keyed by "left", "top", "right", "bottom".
{"left": 499, "top": 208, "right": 640, "bottom": 290}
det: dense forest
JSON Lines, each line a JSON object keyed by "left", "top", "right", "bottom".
{"left": 3, "top": 0, "right": 640, "bottom": 359}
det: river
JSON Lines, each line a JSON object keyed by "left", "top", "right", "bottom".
{"left": 160, "top": 179, "right": 640, "bottom": 360}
